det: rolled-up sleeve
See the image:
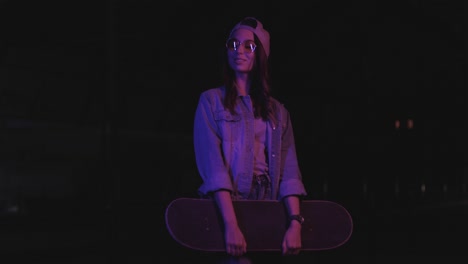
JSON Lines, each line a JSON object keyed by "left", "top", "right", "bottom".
{"left": 277, "top": 109, "right": 307, "bottom": 200}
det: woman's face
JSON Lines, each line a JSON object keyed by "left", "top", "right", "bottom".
{"left": 226, "top": 29, "right": 256, "bottom": 74}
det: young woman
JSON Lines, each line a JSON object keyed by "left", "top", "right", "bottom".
{"left": 193, "top": 17, "right": 308, "bottom": 261}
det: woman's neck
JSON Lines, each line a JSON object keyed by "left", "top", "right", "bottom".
{"left": 235, "top": 74, "right": 250, "bottom": 96}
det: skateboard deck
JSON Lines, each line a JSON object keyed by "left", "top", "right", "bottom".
{"left": 165, "top": 197, "right": 353, "bottom": 252}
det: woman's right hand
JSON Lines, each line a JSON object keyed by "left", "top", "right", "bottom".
{"left": 224, "top": 223, "right": 247, "bottom": 256}
{"left": 213, "top": 190, "right": 247, "bottom": 256}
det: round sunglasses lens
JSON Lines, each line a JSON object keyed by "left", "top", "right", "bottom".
{"left": 226, "top": 39, "right": 238, "bottom": 51}
{"left": 244, "top": 41, "right": 256, "bottom": 53}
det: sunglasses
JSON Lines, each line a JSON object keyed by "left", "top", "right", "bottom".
{"left": 226, "top": 38, "right": 257, "bottom": 53}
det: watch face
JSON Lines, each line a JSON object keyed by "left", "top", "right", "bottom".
{"left": 298, "top": 216, "right": 304, "bottom": 223}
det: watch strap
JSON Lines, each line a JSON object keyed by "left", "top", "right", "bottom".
{"left": 289, "top": 214, "right": 304, "bottom": 224}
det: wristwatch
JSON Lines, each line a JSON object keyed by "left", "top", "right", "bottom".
{"left": 289, "top": 214, "right": 305, "bottom": 225}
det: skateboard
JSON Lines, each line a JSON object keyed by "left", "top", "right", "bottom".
{"left": 165, "top": 197, "right": 353, "bottom": 252}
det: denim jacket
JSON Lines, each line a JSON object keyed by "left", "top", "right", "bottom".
{"left": 194, "top": 86, "right": 307, "bottom": 201}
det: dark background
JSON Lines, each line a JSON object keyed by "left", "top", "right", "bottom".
{"left": 0, "top": 0, "right": 466, "bottom": 263}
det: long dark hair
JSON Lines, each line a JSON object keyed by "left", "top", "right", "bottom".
{"left": 222, "top": 35, "right": 276, "bottom": 124}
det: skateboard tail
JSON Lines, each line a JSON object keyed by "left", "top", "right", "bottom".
{"left": 165, "top": 198, "right": 226, "bottom": 252}
{"left": 300, "top": 200, "right": 354, "bottom": 250}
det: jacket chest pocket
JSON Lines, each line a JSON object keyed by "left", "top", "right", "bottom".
{"left": 215, "top": 110, "right": 241, "bottom": 141}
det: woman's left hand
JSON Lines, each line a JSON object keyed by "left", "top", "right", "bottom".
{"left": 281, "top": 221, "right": 302, "bottom": 255}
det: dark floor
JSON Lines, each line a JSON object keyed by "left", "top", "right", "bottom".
{"left": 1, "top": 196, "right": 467, "bottom": 264}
